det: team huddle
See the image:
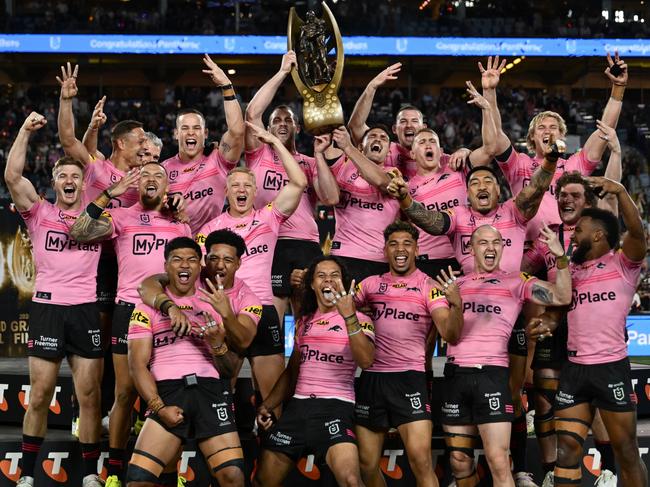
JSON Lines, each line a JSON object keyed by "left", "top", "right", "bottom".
{"left": 3, "top": 50, "right": 646, "bottom": 487}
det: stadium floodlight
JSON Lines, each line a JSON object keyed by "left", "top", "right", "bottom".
{"left": 602, "top": 10, "right": 609, "bottom": 20}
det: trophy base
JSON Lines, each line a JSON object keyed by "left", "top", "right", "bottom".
{"left": 301, "top": 84, "right": 344, "bottom": 135}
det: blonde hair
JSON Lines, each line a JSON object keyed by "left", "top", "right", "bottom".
{"left": 526, "top": 111, "right": 567, "bottom": 153}
{"left": 226, "top": 166, "right": 256, "bottom": 186}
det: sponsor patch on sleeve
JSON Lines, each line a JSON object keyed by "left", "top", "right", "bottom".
{"left": 519, "top": 272, "right": 534, "bottom": 282}
{"left": 429, "top": 287, "right": 445, "bottom": 301}
{"left": 359, "top": 321, "right": 375, "bottom": 334}
{"left": 129, "top": 309, "right": 151, "bottom": 330}
{"left": 101, "top": 210, "right": 112, "bottom": 221}
{"left": 243, "top": 305, "right": 263, "bottom": 317}
{"left": 195, "top": 233, "right": 206, "bottom": 245}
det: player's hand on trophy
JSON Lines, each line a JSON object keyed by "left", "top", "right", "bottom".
{"left": 56, "top": 62, "right": 79, "bottom": 100}
{"left": 314, "top": 134, "right": 332, "bottom": 154}
{"left": 332, "top": 126, "right": 352, "bottom": 151}
{"left": 280, "top": 50, "right": 297, "bottom": 74}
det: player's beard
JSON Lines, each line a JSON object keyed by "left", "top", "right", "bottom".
{"left": 570, "top": 239, "right": 591, "bottom": 264}
{"left": 142, "top": 194, "right": 162, "bottom": 210}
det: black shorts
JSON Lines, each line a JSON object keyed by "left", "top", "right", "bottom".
{"left": 555, "top": 358, "right": 637, "bottom": 412}
{"left": 247, "top": 305, "right": 283, "bottom": 357}
{"left": 96, "top": 251, "right": 118, "bottom": 313}
{"left": 415, "top": 257, "right": 460, "bottom": 280}
{"left": 271, "top": 239, "right": 322, "bottom": 297}
{"left": 355, "top": 371, "right": 430, "bottom": 430}
{"left": 150, "top": 377, "right": 237, "bottom": 442}
{"left": 507, "top": 314, "right": 528, "bottom": 357}
{"left": 335, "top": 256, "right": 389, "bottom": 283}
{"left": 441, "top": 364, "right": 514, "bottom": 425}
{"left": 264, "top": 398, "right": 356, "bottom": 462}
{"left": 28, "top": 301, "right": 103, "bottom": 359}
{"left": 532, "top": 317, "right": 568, "bottom": 370}
{"left": 111, "top": 300, "right": 135, "bottom": 355}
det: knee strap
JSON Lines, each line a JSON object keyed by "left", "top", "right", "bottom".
{"left": 213, "top": 458, "right": 245, "bottom": 475}
{"left": 157, "top": 471, "right": 177, "bottom": 486}
{"left": 205, "top": 446, "right": 244, "bottom": 473}
{"left": 555, "top": 417, "right": 590, "bottom": 446}
{"left": 535, "top": 376, "right": 559, "bottom": 405}
{"left": 456, "top": 470, "right": 480, "bottom": 487}
{"left": 534, "top": 410, "right": 555, "bottom": 438}
{"left": 554, "top": 463, "right": 581, "bottom": 484}
{"left": 129, "top": 448, "right": 166, "bottom": 479}
{"left": 444, "top": 432, "right": 480, "bottom": 458}
{"left": 126, "top": 463, "right": 161, "bottom": 484}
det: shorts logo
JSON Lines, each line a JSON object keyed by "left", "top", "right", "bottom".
{"left": 271, "top": 328, "right": 280, "bottom": 343}
{"left": 216, "top": 407, "right": 228, "bottom": 422}
{"left": 91, "top": 334, "right": 101, "bottom": 347}
{"left": 328, "top": 423, "right": 340, "bottom": 435}
{"left": 489, "top": 397, "right": 500, "bottom": 411}
{"left": 410, "top": 396, "right": 422, "bottom": 410}
{"left": 516, "top": 332, "right": 525, "bottom": 346}
{"left": 613, "top": 386, "right": 624, "bottom": 401}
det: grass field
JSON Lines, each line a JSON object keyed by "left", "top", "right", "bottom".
{"left": 631, "top": 356, "right": 650, "bottom": 366}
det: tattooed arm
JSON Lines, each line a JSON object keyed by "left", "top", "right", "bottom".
{"left": 212, "top": 349, "right": 242, "bottom": 379}
{"left": 514, "top": 146, "right": 558, "bottom": 220}
{"left": 70, "top": 205, "right": 113, "bottom": 243}
{"left": 528, "top": 223, "right": 572, "bottom": 307}
{"left": 387, "top": 175, "right": 451, "bottom": 235}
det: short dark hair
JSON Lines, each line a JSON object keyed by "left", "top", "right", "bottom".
{"left": 396, "top": 105, "right": 423, "bottom": 121}
{"left": 301, "top": 255, "right": 352, "bottom": 318}
{"left": 580, "top": 207, "right": 620, "bottom": 249}
{"left": 52, "top": 156, "right": 85, "bottom": 177}
{"left": 204, "top": 229, "right": 247, "bottom": 258}
{"left": 361, "top": 124, "right": 392, "bottom": 142}
{"left": 164, "top": 237, "right": 202, "bottom": 261}
{"left": 110, "top": 120, "right": 143, "bottom": 143}
{"left": 269, "top": 105, "right": 298, "bottom": 124}
{"left": 466, "top": 165, "right": 501, "bottom": 187}
{"left": 555, "top": 171, "right": 597, "bottom": 207}
{"left": 176, "top": 109, "right": 206, "bottom": 126}
{"left": 383, "top": 219, "right": 419, "bottom": 242}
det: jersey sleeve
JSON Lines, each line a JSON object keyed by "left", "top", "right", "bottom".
{"left": 615, "top": 250, "right": 643, "bottom": 286}
{"left": 356, "top": 312, "right": 375, "bottom": 343}
{"left": 565, "top": 150, "right": 599, "bottom": 176}
{"left": 104, "top": 208, "right": 120, "bottom": 239}
{"left": 194, "top": 221, "right": 212, "bottom": 253}
{"left": 353, "top": 276, "right": 372, "bottom": 308}
{"left": 19, "top": 198, "right": 44, "bottom": 229}
{"left": 210, "top": 145, "right": 238, "bottom": 171}
{"left": 243, "top": 144, "right": 267, "bottom": 169}
{"left": 299, "top": 156, "right": 317, "bottom": 187}
{"left": 265, "top": 202, "right": 290, "bottom": 226}
{"left": 329, "top": 155, "right": 348, "bottom": 182}
{"left": 494, "top": 145, "right": 523, "bottom": 190}
{"left": 128, "top": 303, "right": 155, "bottom": 340}
{"left": 506, "top": 198, "right": 530, "bottom": 226}
{"left": 443, "top": 207, "right": 458, "bottom": 235}
{"left": 518, "top": 271, "right": 539, "bottom": 302}
{"left": 426, "top": 278, "right": 450, "bottom": 312}
{"left": 236, "top": 287, "right": 263, "bottom": 327}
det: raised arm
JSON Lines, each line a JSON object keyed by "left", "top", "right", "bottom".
{"left": 70, "top": 170, "right": 139, "bottom": 242}
{"left": 202, "top": 54, "right": 244, "bottom": 163}
{"left": 334, "top": 278, "right": 375, "bottom": 369}
{"left": 582, "top": 52, "right": 628, "bottom": 163}
{"left": 475, "top": 56, "right": 510, "bottom": 163}
{"left": 332, "top": 126, "right": 392, "bottom": 192}
{"left": 246, "top": 122, "right": 307, "bottom": 215}
{"left": 244, "top": 51, "right": 296, "bottom": 151}
{"left": 514, "top": 137, "right": 560, "bottom": 220}
{"left": 348, "top": 63, "right": 401, "bottom": 144}
{"left": 387, "top": 175, "right": 451, "bottom": 235}
{"left": 56, "top": 62, "right": 92, "bottom": 165}
{"left": 312, "top": 134, "right": 340, "bottom": 205}
{"left": 81, "top": 96, "right": 107, "bottom": 160}
{"left": 4, "top": 113, "right": 46, "bottom": 212}
{"left": 586, "top": 176, "right": 647, "bottom": 262}
{"left": 465, "top": 80, "right": 499, "bottom": 168}
{"left": 597, "top": 120, "right": 622, "bottom": 215}
{"left": 527, "top": 224, "right": 572, "bottom": 307}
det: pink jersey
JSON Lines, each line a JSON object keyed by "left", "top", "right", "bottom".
{"left": 567, "top": 250, "right": 642, "bottom": 365}
{"left": 355, "top": 269, "right": 438, "bottom": 372}
{"left": 82, "top": 158, "right": 139, "bottom": 209}
{"left": 195, "top": 203, "right": 288, "bottom": 305}
{"left": 444, "top": 271, "right": 536, "bottom": 367}
{"left": 163, "top": 150, "right": 235, "bottom": 234}
{"left": 106, "top": 203, "right": 192, "bottom": 303}
{"left": 522, "top": 223, "right": 574, "bottom": 281}
{"left": 497, "top": 148, "right": 598, "bottom": 241}
{"left": 245, "top": 144, "right": 319, "bottom": 242}
{"left": 445, "top": 200, "right": 529, "bottom": 273}
{"left": 20, "top": 200, "right": 101, "bottom": 305}
{"left": 294, "top": 310, "right": 375, "bottom": 403}
{"left": 330, "top": 156, "right": 400, "bottom": 262}
{"left": 409, "top": 166, "right": 467, "bottom": 260}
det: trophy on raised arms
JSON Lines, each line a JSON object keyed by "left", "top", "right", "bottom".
{"left": 287, "top": 2, "right": 344, "bottom": 135}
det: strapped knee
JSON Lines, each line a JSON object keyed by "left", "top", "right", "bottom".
{"left": 127, "top": 449, "right": 166, "bottom": 481}
{"left": 205, "top": 446, "right": 244, "bottom": 474}
{"left": 554, "top": 463, "right": 581, "bottom": 484}
{"left": 555, "top": 417, "right": 590, "bottom": 446}
{"left": 534, "top": 410, "right": 555, "bottom": 438}
{"left": 444, "top": 432, "right": 480, "bottom": 458}
{"left": 456, "top": 470, "right": 480, "bottom": 487}
{"left": 126, "top": 463, "right": 161, "bottom": 484}
{"left": 157, "top": 471, "right": 177, "bottom": 486}
{"left": 535, "top": 376, "right": 559, "bottom": 405}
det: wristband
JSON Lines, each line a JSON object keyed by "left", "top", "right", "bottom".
{"left": 211, "top": 343, "right": 229, "bottom": 356}
{"left": 221, "top": 83, "right": 236, "bottom": 100}
{"left": 86, "top": 202, "right": 104, "bottom": 219}
{"left": 556, "top": 254, "right": 569, "bottom": 269}
{"left": 102, "top": 189, "right": 113, "bottom": 200}
{"left": 147, "top": 395, "right": 165, "bottom": 414}
{"left": 160, "top": 299, "right": 174, "bottom": 316}
{"left": 342, "top": 313, "right": 357, "bottom": 322}
{"left": 347, "top": 327, "right": 362, "bottom": 337}
{"left": 153, "top": 293, "right": 169, "bottom": 310}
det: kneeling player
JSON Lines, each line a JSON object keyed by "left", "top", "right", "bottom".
{"left": 253, "top": 256, "right": 375, "bottom": 487}
{"left": 126, "top": 237, "right": 247, "bottom": 487}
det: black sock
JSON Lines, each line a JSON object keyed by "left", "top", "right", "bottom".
{"left": 107, "top": 447, "right": 125, "bottom": 478}
{"left": 80, "top": 442, "right": 101, "bottom": 477}
{"left": 20, "top": 435, "right": 44, "bottom": 478}
{"left": 510, "top": 413, "right": 528, "bottom": 473}
{"left": 595, "top": 440, "right": 617, "bottom": 474}
{"left": 543, "top": 461, "right": 556, "bottom": 473}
